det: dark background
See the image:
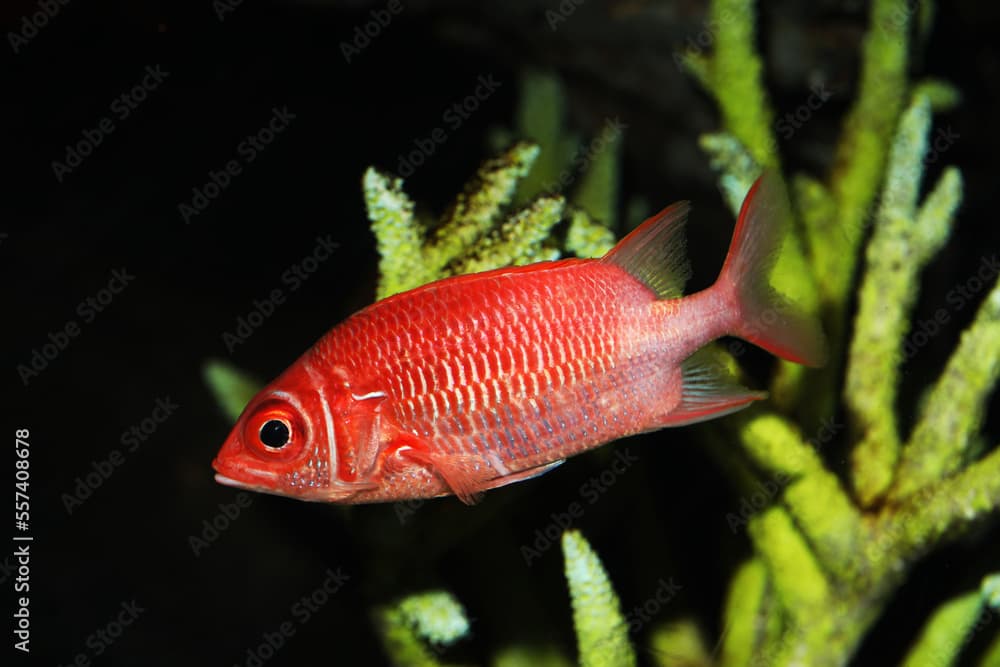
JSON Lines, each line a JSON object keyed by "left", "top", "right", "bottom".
{"left": 4, "top": 1, "right": 999, "bottom": 665}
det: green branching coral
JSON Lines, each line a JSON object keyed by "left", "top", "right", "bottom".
{"left": 562, "top": 530, "right": 636, "bottom": 667}
{"left": 846, "top": 95, "right": 962, "bottom": 506}
{"left": 686, "top": 0, "right": 999, "bottom": 664}
{"left": 901, "top": 574, "right": 1000, "bottom": 666}
{"left": 366, "top": 142, "right": 545, "bottom": 299}
{"left": 376, "top": 591, "right": 471, "bottom": 667}
{"left": 680, "top": 0, "right": 778, "bottom": 170}
{"left": 366, "top": 105, "right": 624, "bottom": 300}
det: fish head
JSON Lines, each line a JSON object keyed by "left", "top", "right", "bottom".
{"left": 212, "top": 362, "right": 368, "bottom": 502}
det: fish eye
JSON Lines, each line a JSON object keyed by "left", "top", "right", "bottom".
{"left": 242, "top": 399, "right": 306, "bottom": 459}
{"left": 259, "top": 419, "right": 290, "bottom": 448}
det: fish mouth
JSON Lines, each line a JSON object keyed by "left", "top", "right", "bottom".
{"left": 212, "top": 456, "right": 279, "bottom": 494}
{"left": 213, "top": 471, "right": 293, "bottom": 500}
{"left": 214, "top": 473, "right": 251, "bottom": 489}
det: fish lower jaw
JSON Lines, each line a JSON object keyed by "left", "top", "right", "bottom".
{"left": 213, "top": 473, "right": 280, "bottom": 496}
{"left": 214, "top": 473, "right": 253, "bottom": 489}
{"left": 212, "top": 470, "right": 377, "bottom": 503}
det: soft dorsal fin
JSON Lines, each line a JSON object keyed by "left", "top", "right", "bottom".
{"left": 601, "top": 201, "right": 692, "bottom": 299}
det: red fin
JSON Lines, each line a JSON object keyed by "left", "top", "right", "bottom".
{"left": 478, "top": 459, "right": 564, "bottom": 492}
{"left": 716, "top": 172, "right": 827, "bottom": 367}
{"left": 662, "top": 348, "right": 766, "bottom": 427}
{"left": 402, "top": 449, "right": 564, "bottom": 505}
{"left": 601, "top": 201, "right": 692, "bottom": 299}
{"left": 400, "top": 450, "right": 491, "bottom": 505}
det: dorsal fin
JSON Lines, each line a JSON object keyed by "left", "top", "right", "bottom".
{"left": 601, "top": 201, "right": 692, "bottom": 299}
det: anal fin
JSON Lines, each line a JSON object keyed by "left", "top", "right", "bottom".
{"left": 402, "top": 448, "right": 564, "bottom": 505}
{"left": 478, "top": 459, "right": 565, "bottom": 492}
{"left": 662, "top": 347, "right": 766, "bottom": 427}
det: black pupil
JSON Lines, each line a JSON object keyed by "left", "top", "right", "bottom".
{"left": 259, "top": 420, "right": 290, "bottom": 448}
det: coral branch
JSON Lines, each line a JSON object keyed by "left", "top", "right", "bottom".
{"left": 365, "top": 167, "right": 427, "bottom": 299}
{"left": 648, "top": 619, "right": 710, "bottom": 666}
{"left": 447, "top": 196, "right": 563, "bottom": 274}
{"left": 737, "top": 411, "right": 825, "bottom": 478}
{"left": 493, "top": 644, "right": 574, "bottom": 667}
{"left": 826, "top": 0, "right": 910, "bottom": 309}
{"left": 900, "top": 590, "right": 983, "bottom": 666}
{"left": 376, "top": 590, "right": 470, "bottom": 667}
{"left": 747, "top": 508, "right": 829, "bottom": 616}
{"left": 698, "top": 133, "right": 759, "bottom": 215}
{"left": 736, "top": 411, "right": 861, "bottom": 574}
{"left": 981, "top": 634, "right": 1000, "bottom": 667}
{"left": 883, "top": 445, "right": 1000, "bottom": 558}
{"left": 565, "top": 209, "right": 617, "bottom": 259}
{"left": 571, "top": 121, "right": 623, "bottom": 229}
{"left": 509, "top": 70, "right": 578, "bottom": 207}
{"left": 561, "top": 530, "right": 636, "bottom": 667}
{"left": 432, "top": 142, "right": 540, "bottom": 272}
{"left": 892, "top": 274, "right": 1000, "bottom": 500}
{"left": 687, "top": 0, "right": 778, "bottom": 169}
{"left": 719, "top": 559, "right": 770, "bottom": 667}
{"left": 846, "top": 95, "right": 960, "bottom": 506}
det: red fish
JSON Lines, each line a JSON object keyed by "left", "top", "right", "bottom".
{"left": 212, "top": 173, "right": 825, "bottom": 504}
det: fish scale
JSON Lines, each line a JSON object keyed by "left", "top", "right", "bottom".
{"left": 213, "top": 174, "right": 828, "bottom": 504}
{"left": 316, "top": 261, "right": 669, "bottom": 474}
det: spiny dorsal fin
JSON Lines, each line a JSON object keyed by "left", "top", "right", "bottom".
{"left": 601, "top": 201, "right": 692, "bottom": 299}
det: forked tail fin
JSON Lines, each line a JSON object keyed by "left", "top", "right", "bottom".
{"left": 716, "top": 172, "right": 827, "bottom": 367}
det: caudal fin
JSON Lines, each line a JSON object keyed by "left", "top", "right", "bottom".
{"left": 716, "top": 172, "right": 827, "bottom": 367}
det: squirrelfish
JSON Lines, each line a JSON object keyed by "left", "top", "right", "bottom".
{"left": 212, "top": 173, "right": 826, "bottom": 504}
